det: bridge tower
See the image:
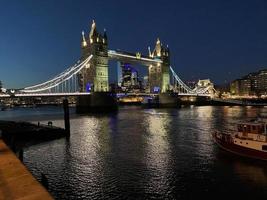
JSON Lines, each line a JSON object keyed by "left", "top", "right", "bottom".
{"left": 80, "top": 20, "right": 109, "bottom": 92}
{"left": 148, "top": 38, "right": 170, "bottom": 93}
{"left": 77, "top": 20, "right": 117, "bottom": 113}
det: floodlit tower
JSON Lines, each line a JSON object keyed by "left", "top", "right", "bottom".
{"left": 79, "top": 20, "right": 109, "bottom": 92}
{"left": 148, "top": 38, "right": 170, "bottom": 93}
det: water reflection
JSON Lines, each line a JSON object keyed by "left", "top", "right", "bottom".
{"left": 233, "top": 161, "right": 267, "bottom": 186}
{"left": 3, "top": 106, "right": 267, "bottom": 199}
{"left": 193, "top": 106, "right": 214, "bottom": 159}
{"left": 143, "top": 109, "right": 174, "bottom": 198}
{"left": 63, "top": 117, "right": 107, "bottom": 199}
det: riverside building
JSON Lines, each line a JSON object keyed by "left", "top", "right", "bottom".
{"left": 230, "top": 69, "right": 267, "bottom": 96}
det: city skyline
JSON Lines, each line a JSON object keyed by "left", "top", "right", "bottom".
{"left": 1, "top": 0, "right": 267, "bottom": 88}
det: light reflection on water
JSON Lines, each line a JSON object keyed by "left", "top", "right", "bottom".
{"left": 1, "top": 106, "right": 267, "bottom": 199}
{"left": 144, "top": 109, "right": 173, "bottom": 198}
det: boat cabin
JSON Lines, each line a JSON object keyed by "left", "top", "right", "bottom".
{"left": 237, "top": 120, "right": 267, "bottom": 142}
{"left": 237, "top": 123, "right": 266, "bottom": 134}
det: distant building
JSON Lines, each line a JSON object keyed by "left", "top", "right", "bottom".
{"left": 239, "top": 78, "right": 251, "bottom": 96}
{"left": 230, "top": 69, "right": 267, "bottom": 96}
{"left": 258, "top": 69, "right": 267, "bottom": 95}
{"left": 197, "top": 79, "right": 213, "bottom": 88}
{"left": 247, "top": 72, "right": 259, "bottom": 93}
{"left": 117, "top": 62, "right": 122, "bottom": 87}
{"left": 230, "top": 78, "right": 251, "bottom": 96}
{"left": 143, "top": 76, "right": 149, "bottom": 92}
{"left": 230, "top": 79, "right": 240, "bottom": 95}
{"left": 119, "top": 63, "right": 142, "bottom": 92}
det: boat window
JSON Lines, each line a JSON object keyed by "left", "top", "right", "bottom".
{"left": 260, "top": 125, "right": 265, "bottom": 133}
{"left": 243, "top": 125, "right": 247, "bottom": 132}
{"left": 256, "top": 125, "right": 261, "bottom": 133}
{"left": 262, "top": 145, "right": 267, "bottom": 151}
{"left": 247, "top": 125, "right": 251, "bottom": 133}
{"left": 252, "top": 125, "right": 256, "bottom": 131}
{"left": 238, "top": 125, "right": 242, "bottom": 132}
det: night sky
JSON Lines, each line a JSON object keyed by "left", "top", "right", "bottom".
{"left": 1, "top": 0, "right": 267, "bottom": 88}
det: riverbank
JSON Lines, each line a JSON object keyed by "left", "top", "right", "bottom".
{"left": 0, "top": 120, "right": 65, "bottom": 136}
{"left": 0, "top": 139, "right": 53, "bottom": 199}
{"left": 0, "top": 120, "right": 67, "bottom": 149}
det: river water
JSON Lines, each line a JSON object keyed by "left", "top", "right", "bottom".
{"left": 1, "top": 105, "right": 267, "bottom": 199}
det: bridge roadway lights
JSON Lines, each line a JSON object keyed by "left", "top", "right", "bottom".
{"left": 76, "top": 92, "right": 118, "bottom": 113}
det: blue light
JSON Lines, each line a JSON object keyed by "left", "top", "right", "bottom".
{"left": 153, "top": 86, "right": 160, "bottom": 93}
{"left": 86, "top": 82, "right": 91, "bottom": 92}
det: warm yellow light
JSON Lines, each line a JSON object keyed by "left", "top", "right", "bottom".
{"left": 136, "top": 52, "right": 141, "bottom": 59}
{"left": 82, "top": 41, "right": 87, "bottom": 47}
{"left": 81, "top": 31, "right": 87, "bottom": 47}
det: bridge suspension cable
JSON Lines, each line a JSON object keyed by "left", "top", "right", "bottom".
{"left": 21, "top": 55, "right": 93, "bottom": 93}
{"left": 169, "top": 66, "right": 217, "bottom": 97}
{"left": 170, "top": 66, "right": 194, "bottom": 94}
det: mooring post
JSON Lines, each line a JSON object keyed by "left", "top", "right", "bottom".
{"left": 63, "top": 98, "right": 70, "bottom": 138}
{"left": 41, "top": 173, "right": 49, "bottom": 189}
{"left": 11, "top": 135, "right": 16, "bottom": 153}
{"left": 19, "top": 149, "right": 23, "bottom": 163}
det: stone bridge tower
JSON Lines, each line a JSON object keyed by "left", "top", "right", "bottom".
{"left": 80, "top": 20, "right": 109, "bottom": 92}
{"left": 148, "top": 38, "right": 170, "bottom": 93}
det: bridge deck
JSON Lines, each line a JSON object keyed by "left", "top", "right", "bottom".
{"left": 0, "top": 92, "right": 212, "bottom": 98}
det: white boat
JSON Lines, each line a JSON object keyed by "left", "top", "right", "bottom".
{"left": 213, "top": 118, "right": 267, "bottom": 161}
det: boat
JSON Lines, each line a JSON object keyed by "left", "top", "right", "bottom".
{"left": 212, "top": 118, "right": 267, "bottom": 161}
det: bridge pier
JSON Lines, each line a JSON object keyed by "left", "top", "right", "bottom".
{"left": 76, "top": 92, "right": 117, "bottom": 113}
{"left": 179, "top": 96, "right": 211, "bottom": 106}
{"left": 142, "top": 92, "right": 179, "bottom": 108}
{"left": 158, "top": 93, "right": 179, "bottom": 108}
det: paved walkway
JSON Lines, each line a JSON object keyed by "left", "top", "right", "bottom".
{"left": 0, "top": 139, "right": 53, "bottom": 200}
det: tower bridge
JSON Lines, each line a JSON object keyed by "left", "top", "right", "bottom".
{"left": 1, "top": 20, "right": 217, "bottom": 111}
{"left": 79, "top": 20, "right": 171, "bottom": 94}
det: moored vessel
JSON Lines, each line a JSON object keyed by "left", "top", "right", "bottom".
{"left": 213, "top": 118, "right": 267, "bottom": 161}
